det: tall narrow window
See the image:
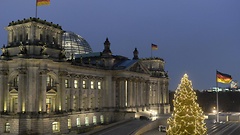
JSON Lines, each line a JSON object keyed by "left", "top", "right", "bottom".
{"left": 91, "top": 81, "right": 94, "bottom": 89}
{"left": 13, "top": 75, "right": 19, "bottom": 87}
{"left": 93, "top": 116, "right": 97, "bottom": 125}
{"left": 74, "top": 80, "right": 78, "bottom": 88}
{"left": 65, "top": 79, "right": 69, "bottom": 88}
{"left": 47, "top": 75, "right": 54, "bottom": 87}
{"left": 100, "top": 115, "right": 104, "bottom": 124}
{"left": 25, "top": 33, "right": 28, "bottom": 41}
{"left": 73, "top": 96, "right": 76, "bottom": 110}
{"left": 5, "top": 123, "right": 10, "bottom": 133}
{"left": 85, "top": 117, "right": 89, "bottom": 126}
{"left": 53, "top": 37, "right": 55, "bottom": 44}
{"left": 97, "top": 82, "right": 101, "bottom": 89}
{"left": 46, "top": 35, "right": 50, "bottom": 43}
{"left": 52, "top": 122, "right": 60, "bottom": 132}
{"left": 82, "top": 80, "right": 86, "bottom": 89}
{"left": 68, "top": 119, "right": 71, "bottom": 129}
{"left": 150, "top": 85, "right": 152, "bottom": 97}
{"left": 46, "top": 98, "right": 51, "bottom": 113}
{"left": 77, "top": 118, "right": 81, "bottom": 127}
{"left": 40, "top": 34, "right": 43, "bottom": 41}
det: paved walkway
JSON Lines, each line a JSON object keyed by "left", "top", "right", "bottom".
{"left": 141, "top": 128, "right": 166, "bottom": 135}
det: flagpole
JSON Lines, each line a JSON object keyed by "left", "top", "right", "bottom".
{"left": 151, "top": 43, "right": 153, "bottom": 58}
{"left": 35, "top": 0, "right": 38, "bottom": 18}
{"left": 216, "top": 70, "right": 219, "bottom": 123}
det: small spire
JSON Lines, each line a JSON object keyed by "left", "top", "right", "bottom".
{"left": 133, "top": 48, "right": 139, "bottom": 60}
{"left": 102, "top": 37, "right": 112, "bottom": 57}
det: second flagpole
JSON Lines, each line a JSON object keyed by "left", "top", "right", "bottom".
{"left": 216, "top": 70, "right": 219, "bottom": 123}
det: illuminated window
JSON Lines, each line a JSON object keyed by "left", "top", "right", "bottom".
{"left": 91, "top": 81, "right": 94, "bottom": 89}
{"left": 5, "top": 123, "right": 10, "bottom": 133}
{"left": 13, "top": 75, "right": 19, "bottom": 87}
{"left": 77, "top": 118, "right": 81, "bottom": 127}
{"left": 65, "top": 79, "right": 69, "bottom": 88}
{"left": 85, "top": 117, "right": 89, "bottom": 126}
{"left": 93, "top": 116, "right": 97, "bottom": 125}
{"left": 97, "top": 82, "right": 101, "bottom": 89}
{"left": 47, "top": 75, "right": 54, "bottom": 86}
{"left": 46, "top": 98, "right": 51, "bottom": 113}
{"left": 100, "top": 115, "right": 104, "bottom": 124}
{"left": 82, "top": 80, "right": 86, "bottom": 89}
{"left": 68, "top": 119, "right": 71, "bottom": 129}
{"left": 73, "top": 96, "right": 76, "bottom": 110}
{"left": 150, "top": 85, "right": 152, "bottom": 96}
{"left": 74, "top": 80, "right": 78, "bottom": 88}
{"left": 52, "top": 122, "right": 60, "bottom": 132}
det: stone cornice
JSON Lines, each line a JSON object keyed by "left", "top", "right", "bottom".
{"left": 8, "top": 17, "right": 62, "bottom": 30}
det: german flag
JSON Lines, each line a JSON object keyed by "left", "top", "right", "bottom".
{"left": 151, "top": 44, "right": 158, "bottom": 50}
{"left": 216, "top": 71, "right": 232, "bottom": 84}
{"left": 37, "top": 0, "right": 50, "bottom": 6}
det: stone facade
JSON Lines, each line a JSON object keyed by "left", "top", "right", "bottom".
{"left": 0, "top": 18, "right": 170, "bottom": 134}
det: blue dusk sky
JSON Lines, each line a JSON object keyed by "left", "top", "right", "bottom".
{"left": 1, "top": 0, "right": 240, "bottom": 90}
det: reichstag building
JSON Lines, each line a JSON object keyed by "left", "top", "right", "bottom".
{"left": 0, "top": 17, "right": 170, "bottom": 134}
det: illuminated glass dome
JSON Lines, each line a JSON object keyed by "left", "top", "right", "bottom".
{"left": 62, "top": 31, "right": 93, "bottom": 59}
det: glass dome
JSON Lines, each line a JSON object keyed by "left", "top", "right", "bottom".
{"left": 62, "top": 31, "right": 93, "bottom": 59}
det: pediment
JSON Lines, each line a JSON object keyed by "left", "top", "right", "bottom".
{"left": 9, "top": 89, "right": 18, "bottom": 93}
{"left": 127, "top": 62, "right": 150, "bottom": 74}
{"left": 47, "top": 89, "right": 57, "bottom": 93}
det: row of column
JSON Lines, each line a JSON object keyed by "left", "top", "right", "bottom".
{"left": 116, "top": 77, "right": 169, "bottom": 109}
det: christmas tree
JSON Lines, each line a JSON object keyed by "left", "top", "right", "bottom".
{"left": 167, "top": 74, "right": 207, "bottom": 135}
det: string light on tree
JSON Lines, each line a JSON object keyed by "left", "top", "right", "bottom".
{"left": 167, "top": 74, "right": 207, "bottom": 135}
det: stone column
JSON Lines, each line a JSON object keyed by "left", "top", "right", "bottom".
{"left": 55, "top": 83, "right": 60, "bottom": 111}
{"left": 120, "top": 79, "right": 124, "bottom": 108}
{"left": 18, "top": 68, "right": 27, "bottom": 112}
{"left": 112, "top": 78, "right": 116, "bottom": 108}
{"left": 146, "top": 81, "right": 150, "bottom": 107}
{"left": 104, "top": 75, "right": 112, "bottom": 108}
{"left": 26, "top": 67, "right": 39, "bottom": 112}
{"left": 0, "top": 70, "right": 8, "bottom": 112}
{"left": 137, "top": 81, "right": 141, "bottom": 107}
{"left": 70, "top": 74, "right": 74, "bottom": 111}
{"left": 39, "top": 69, "right": 48, "bottom": 112}
{"left": 79, "top": 76, "right": 83, "bottom": 110}
{"left": 132, "top": 81, "right": 136, "bottom": 107}
{"left": 127, "top": 79, "right": 131, "bottom": 108}
{"left": 59, "top": 71, "right": 68, "bottom": 111}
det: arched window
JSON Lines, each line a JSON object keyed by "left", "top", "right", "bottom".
{"left": 47, "top": 75, "right": 54, "bottom": 87}
{"left": 13, "top": 75, "right": 19, "bottom": 87}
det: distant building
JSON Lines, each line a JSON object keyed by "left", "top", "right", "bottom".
{"left": 0, "top": 17, "right": 170, "bottom": 134}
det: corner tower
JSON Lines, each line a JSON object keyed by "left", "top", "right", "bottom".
{"left": 2, "top": 17, "right": 65, "bottom": 60}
